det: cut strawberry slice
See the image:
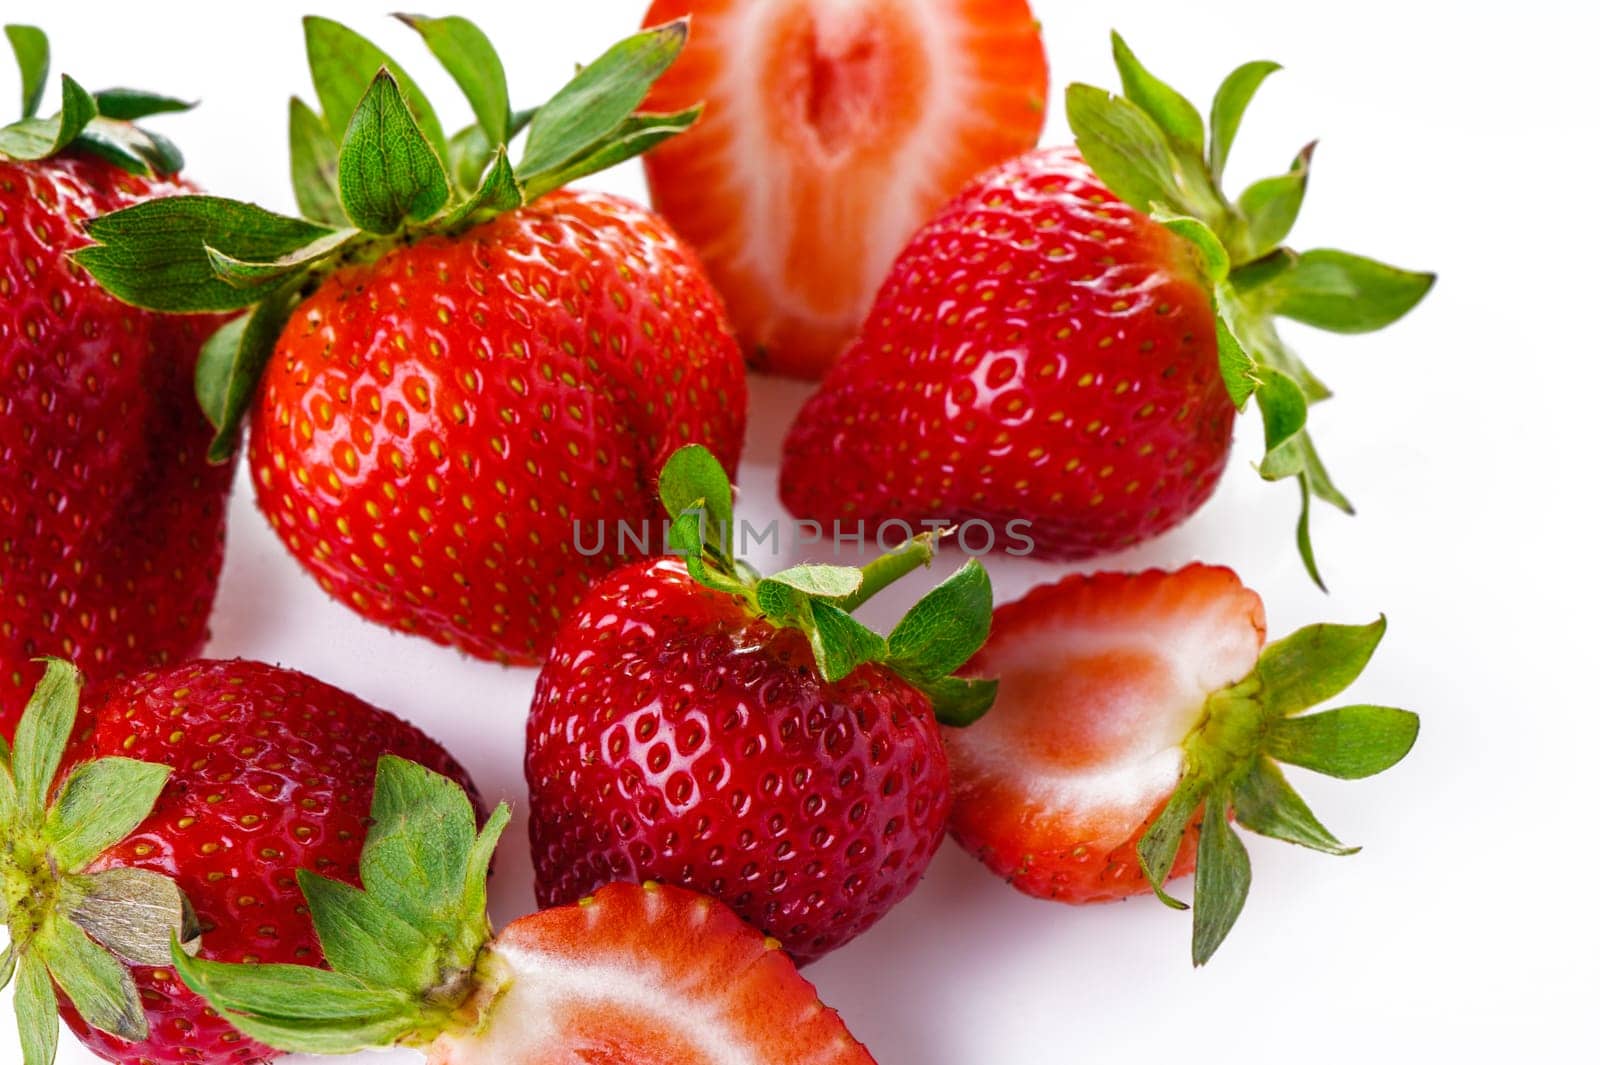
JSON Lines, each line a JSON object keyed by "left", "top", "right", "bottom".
{"left": 429, "top": 882, "right": 876, "bottom": 1065}
{"left": 641, "top": 0, "right": 1048, "bottom": 378}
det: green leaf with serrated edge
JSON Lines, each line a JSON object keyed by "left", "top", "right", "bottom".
{"left": 915, "top": 674, "right": 999, "bottom": 728}
{"left": 765, "top": 564, "right": 863, "bottom": 600}
{"left": 195, "top": 286, "right": 297, "bottom": 462}
{"left": 13, "top": 952, "right": 57, "bottom": 1065}
{"left": 13, "top": 658, "right": 80, "bottom": 822}
{"left": 1208, "top": 60, "right": 1279, "bottom": 180}
{"left": 0, "top": 73, "right": 94, "bottom": 160}
{"left": 1110, "top": 32, "right": 1204, "bottom": 156}
{"left": 887, "top": 560, "right": 992, "bottom": 682}
{"left": 397, "top": 14, "right": 509, "bottom": 147}
{"left": 441, "top": 146, "right": 520, "bottom": 229}
{"left": 1254, "top": 617, "right": 1386, "bottom": 718}
{"left": 1238, "top": 143, "right": 1313, "bottom": 257}
{"left": 1254, "top": 366, "right": 1308, "bottom": 455}
{"left": 44, "top": 757, "right": 170, "bottom": 871}
{"left": 289, "top": 97, "right": 346, "bottom": 226}
{"left": 755, "top": 578, "right": 810, "bottom": 627}
{"left": 205, "top": 227, "right": 359, "bottom": 289}
{"left": 296, "top": 872, "right": 434, "bottom": 991}
{"left": 1265, "top": 705, "right": 1419, "bottom": 780}
{"left": 5, "top": 25, "right": 49, "bottom": 120}
{"left": 359, "top": 756, "right": 475, "bottom": 941}
{"left": 303, "top": 16, "right": 446, "bottom": 161}
{"left": 808, "top": 602, "right": 888, "bottom": 684}
{"left": 1267, "top": 249, "right": 1436, "bottom": 334}
{"left": 65, "top": 868, "right": 200, "bottom": 966}
{"left": 1233, "top": 759, "right": 1355, "bottom": 855}
{"left": 92, "top": 89, "right": 193, "bottom": 121}
{"left": 78, "top": 197, "right": 334, "bottom": 312}
{"left": 36, "top": 916, "right": 145, "bottom": 1040}
{"left": 518, "top": 20, "right": 688, "bottom": 180}
{"left": 1293, "top": 474, "right": 1327, "bottom": 593}
{"left": 1065, "top": 83, "right": 1185, "bottom": 215}
{"left": 659, "top": 444, "right": 734, "bottom": 554}
{"left": 1136, "top": 773, "right": 1205, "bottom": 910}
{"left": 1151, "top": 208, "right": 1228, "bottom": 282}
{"left": 1191, "top": 795, "right": 1252, "bottom": 966}
{"left": 518, "top": 106, "right": 700, "bottom": 204}
{"left": 338, "top": 70, "right": 450, "bottom": 235}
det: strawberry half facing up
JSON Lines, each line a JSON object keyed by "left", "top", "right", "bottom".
{"left": 527, "top": 445, "right": 998, "bottom": 963}
{"left": 77, "top": 17, "right": 745, "bottom": 665}
{"left": 942, "top": 565, "right": 1419, "bottom": 964}
{"left": 0, "top": 659, "right": 480, "bottom": 1065}
{"left": 1, "top": 26, "right": 233, "bottom": 736}
{"left": 781, "top": 33, "right": 1434, "bottom": 583}
{"left": 640, "top": 0, "right": 1048, "bottom": 377}
{"left": 170, "top": 759, "right": 877, "bottom": 1064}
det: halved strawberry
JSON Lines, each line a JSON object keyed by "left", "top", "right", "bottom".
{"left": 640, "top": 0, "right": 1048, "bottom": 377}
{"left": 943, "top": 565, "right": 1420, "bottom": 964}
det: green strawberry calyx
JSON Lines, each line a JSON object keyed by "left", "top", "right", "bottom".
{"left": 1135, "top": 616, "right": 1419, "bottom": 966}
{"left": 170, "top": 756, "right": 512, "bottom": 1056}
{"left": 71, "top": 13, "right": 699, "bottom": 463}
{"left": 0, "top": 660, "right": 202, "bottom": 1065}
{"left": 1, "top": 24, "right": 193, "bottom": 175}
{"left": 658, "top": 444, "right": 999, "bottom": 727}
{"left": 1066, "top": 32, "right": 1436, "bottom": 590}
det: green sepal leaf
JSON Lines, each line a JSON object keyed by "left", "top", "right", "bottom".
{"left": 448, "top": 106, "right": 535, "bottom": 192}
{"left": 0, "top": 73, "right": 95, "bottom": 161}
{"left": 0, "top": 941, "right": 15, "bottom": 991}
{"left": 518, "top": 106, "right": 700, "bottom": 204}
{"left": 1208, "top": 60, "right": 1280, "bottom": 180}
{"left": 1254, "top": 617, "right": 1386, "bottom": 718}
{"left": 1254, "top": 366, "right": 1308, "bottom": 455}
{"left": 458, "top": 802, "right": 511, "bottom": 945}
{"left": 289, "top": 97, "right": 346, "bottom": 226}
{"left": 43, "top": 757, "right": 170, "bottom": 872}
{"left": 887, "top": 560, "right": 993, "bottom": 682}
{"left": 338, "top": 69, "right": 451, "bottom": 235}
{"left": 195, "top": 287, "right": 298, "bottom": 462}
{"left": 1191, "top": 795, "right": 1252, "bottom": 966}
{"left": 303, "top": 16, "right": 446, "bottom": 161}
{"left": 296, "top": 871, "right": 434, "bottom": 991}
{"left": 397, "top": 14, "right": 509, "bottom": 147}
{"left": 441, "top": 146, "right": 521, "bottom": 229}
{"left": 1233, "top": 759, "right": 1355, "bottom": 856}
{"left": 659, "top": 443, "right": 734, "bottom": 555}
{"left": 807, "top": 602, "right": 888, "bottom": 684}
{"left": 64, "top": 867, "right": 201, "bottom": 966}
{"left": 36, "top": 916, "right": 145, "bottom": 1040}
{"left": 204, "top": 227, "right": 358, "bottom": 290}
{"left": 1293, "top": 475, "right": 1326, "bottom": 592}
{"left": 1151, "top": 208, "right": 1229, "bottom": 283}
{"left": 764, "top": 564, "right": 863, "bottom": 600}
{"left": 1266, "top": 249, "right": 1437, "bottom": 334}
{"left": 518, "top": 19, "right": 688, "bottom": 180}
{"left": 1110, "top": 31, "right": 1204, "bottom": 156}
{"left": 12, "top": 658, "right": 81, "bottom": 822}
{"left": 12, "top": 952, "right": 58, "bottom": 1065}
{"left": 1214, "top": 306, "right": 1255, "bottom": 410}
{"left": 915, "top": 674, "right": 999, "bottom": 728}
{"left": 1065, "top": 82, "right": 1185, "bottom": 215}
{"left": 92, "top": 89, "right": 194, "bottom": 121}
{"left": 358, "top": 755, "right": 476, "bottom": 943}
{"left": 5, "top": 24, "right": 49, "bottom": 120}
{"left": 78, "top": 196, "right": 335, "bottom": 312}
{"left": 1238, "top": 142, "right": 1313, "bottom": 257}
{"left": 1136, "top": 774, "right": 1205, "bottom": 910}
{"left": 75, "top": 119, "right": 183, "bottom": 177}
{"left": 1265, "top": 705, "right": 1420, "bottom": 780}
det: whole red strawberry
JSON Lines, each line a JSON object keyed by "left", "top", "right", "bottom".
{"left": 0, "top": 658, "right": 480, "bottom": 1065}
{"left": 78, "top": 17, "right": 745, "bottom": 664}
{"left": 526, "top": 445, "right": 996, "bottom": 963}
{"left": 943, "top": 565, "right": 1419, "bottom": 964}
{"left": 782, "top": 33, "right": 1434, "bottom": 584}
{"left": 1, "top": 27, "right": 233, "bottom": 735}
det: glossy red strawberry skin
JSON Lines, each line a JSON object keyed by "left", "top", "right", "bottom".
{"left": 250, "top": 190, "right": 746, "bottom": 665}
{"left": 525, "top": 558, "right": 949, "bottom": 964}
{"left": 56, "top": 659, "right": 482, "bottom": 1065}
{"left": 780, "top": 145, "right": 1234, "bottom": 559}
{"left": 1, "top": 154, "right": 234, "bottom": 738}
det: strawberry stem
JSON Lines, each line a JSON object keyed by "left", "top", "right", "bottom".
{"left": 836, "top": 534, "right": 936, "bottom": 612}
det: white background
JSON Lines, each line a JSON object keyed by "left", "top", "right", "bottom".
{"left": 5, "top": 1, "right": 1596, "bottom": 1061}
